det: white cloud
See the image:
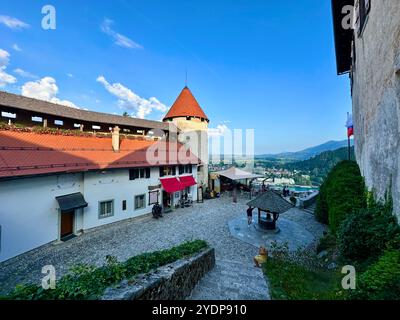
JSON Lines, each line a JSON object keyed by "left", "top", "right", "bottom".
{"left": 101, "top": 19, "right": 143, "bottom": 49}
{"left": 13, "top": 68, "right": 37, "bottom": 79}
{"left": 0, "top": 49, "right": 17, "bottom": 87}
{"left": 67, "top": 73, "right": 73, "bottom": 78}
{"left": 11, "top": 44, "right": 22, "bottom": 52}
{"left": 96, "top": 75, "right": 167, "bottom": 119}
{"left": 0, "top": 49, "right": 11, "bottom": 66}
{"left": 208, "top": 124, "right": 230, "bottom": 137}
{"left": 21, "top": 77, "right": 79, "bottom": 108}
{"left": 0, "top": 15, "right": 30, "bottom": 30}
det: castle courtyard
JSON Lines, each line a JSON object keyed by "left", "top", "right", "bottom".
{"left": 0, "top": 195, "right": 325, "bottom": 299}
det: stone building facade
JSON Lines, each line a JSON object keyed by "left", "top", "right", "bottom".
{"left": 332, "top": 0, "right": 400, "bottom": 217}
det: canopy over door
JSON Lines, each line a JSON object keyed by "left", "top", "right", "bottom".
{"left": 56, "top": 192, "right": 88, "bottom": 214}
{"left": 160, "top": 177, "right": 183, "bottom": 193}
{"left": 180, "top": 175, "right": 197, "bottom": 188}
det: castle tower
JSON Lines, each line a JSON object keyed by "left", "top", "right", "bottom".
{"left": 163, "top": 86, "right": 209, "bottom": 186}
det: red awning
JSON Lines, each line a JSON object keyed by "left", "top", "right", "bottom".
{"left": 160, "top": 177, "right": 183, "bottom": 193}
{"left": 179, "top": 175, "right": 197, "bottom": 188}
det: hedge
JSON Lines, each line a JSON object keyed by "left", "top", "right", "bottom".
{"left": 338, "top": 203, "right": 400, "bottom": 266}
{"left": 315, "top": 161, "right": 366, "bottom": 233}
{"left": 2, "top": 240, "right": 208, "bottom": 300}
{"left": 352, "top": 250, "right": 400, "bottom": 300}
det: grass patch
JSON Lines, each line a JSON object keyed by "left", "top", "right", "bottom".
{"left": 1, "top": 240, "right": 208, "bottom": 300}
{"left": 262, "top": 242, "right": 345, "bottom": 300}
{"left": 263, "top": 259, "right": 344, "bottom": 300}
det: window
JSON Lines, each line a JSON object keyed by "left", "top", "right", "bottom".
{"left": 159, "top": 166, "right": 176, "bottom": 177}
{"left": 122, "top": 200, "right": 127, "bottom": 211}
{"left": 54, "top": 120, "right": 64, "bottom": 126}
{"left": 186, "top": 116, "right": 192, "bottom": 120}
{"left": 179, "top": 165, "right": 193, "bottom": 175}
{"left": 92, "top": 125, "right": 101, "bottom": 130}
{"left": 358, "top": 0, "right": 371, "bottom": 36}
{"left": 1, "top": 112, "right": 16, "bottom": 119}
{"left": 134, "top": 194, "right": 146, "bottom": 210}
{"left": 148, "top": 190, "right": 159, "bottom": 205}
{"left": 99, "top": 200, "right": 114, "bottom": 219}
{"left": 129, "top": 168, "right": 150, "bottom": 180}
{"left": 32, "top": 116, "right": 43, "bottom": 123}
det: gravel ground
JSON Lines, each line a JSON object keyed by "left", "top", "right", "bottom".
{"left": 0, "top": 194, "right": 324, "bottom": 299}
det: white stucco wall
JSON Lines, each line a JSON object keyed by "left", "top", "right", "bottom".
{"left": 0, "top": 173, "right": 84, "bottom": 262}
{"left": 0, "top": 165, "right": 198, "bottom": 262}
{"left": 352, "top": 0, "right": 400, "bottom": 217}
{"left": 82, "top": 168, "right": 162, "bottom": 229}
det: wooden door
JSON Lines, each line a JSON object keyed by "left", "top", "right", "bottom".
{"left": 61, "top": 211, "right": 74, "bottom": 238}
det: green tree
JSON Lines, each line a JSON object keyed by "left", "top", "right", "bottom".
{"left": 315, "top": 161, "right": 366, "bottom": 233}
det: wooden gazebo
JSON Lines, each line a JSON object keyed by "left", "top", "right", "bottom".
{"left": 247, "top": 190, "right": 293, "bottom": 230}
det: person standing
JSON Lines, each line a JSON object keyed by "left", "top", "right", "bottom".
{"left": 247, "top": 206, "right": 254, "bottom": 225}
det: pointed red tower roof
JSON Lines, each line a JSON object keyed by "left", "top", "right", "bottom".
{"left": 163, "top": 87, "right": 209, "bottom": 122}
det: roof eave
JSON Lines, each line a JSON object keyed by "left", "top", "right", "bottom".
{"left": 331, "top": 0, "right": 353, "bottom": 75}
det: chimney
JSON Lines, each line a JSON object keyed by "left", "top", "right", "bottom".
{"left": 112, "top": 126, "right": 120, "bottom": 152}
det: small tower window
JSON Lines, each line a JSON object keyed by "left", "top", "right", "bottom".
{"left": 186, "top": 116, "right": 192, "bottom": 121}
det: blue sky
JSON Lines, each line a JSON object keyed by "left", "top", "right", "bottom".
{"left": 0, "top": 0, "right": 351, "bottom": 154}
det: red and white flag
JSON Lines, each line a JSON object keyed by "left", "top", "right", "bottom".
{"left": 346, "top": 113, "right": 354, "bottom": 138}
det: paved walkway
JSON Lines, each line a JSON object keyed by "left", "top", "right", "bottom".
{"left": 0, "top": 195, "right": 324, "bottom": 299}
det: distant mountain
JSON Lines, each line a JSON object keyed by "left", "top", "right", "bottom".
{"left": 257, "top": 139, "right": 354, "bottom": 161}
{"left": 284, "top": 146, "right": 356, "bottom": 185}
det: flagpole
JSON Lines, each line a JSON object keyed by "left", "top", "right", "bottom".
{"left": 348, "top": 135, "right": 351, "bottom": 161}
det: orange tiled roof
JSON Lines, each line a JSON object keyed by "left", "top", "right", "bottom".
{"left": 163, "top": 87, "right": 209, "bottom": 121}
{"left": 0, "top": 131, "right": 200, "bottom": 178}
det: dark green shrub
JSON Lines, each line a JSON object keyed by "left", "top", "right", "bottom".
{"left": 315, "top": 161, "right": 366, "bottom": 233}
{"left": 315, "top": 182, "right": 329, "bottom": 224}
{"left": 316, "top": 232, "right": 337, "bottom": 253}
{"left": 351, "top": 250, "right": 400, "bottom": 300}
{"left": 338, "top": 204, "right": 400, "bottom": 265}
{"left": 4, "top": 240, "right": 208, "bottom": 300}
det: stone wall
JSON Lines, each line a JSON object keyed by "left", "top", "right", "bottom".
{"left": 352, "top": 0, "right": 400, "bottom": 218}
{"left": 101, "top": 248, "right": 215, "bottom": 300}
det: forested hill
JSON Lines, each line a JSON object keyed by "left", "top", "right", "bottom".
{"left": 284, "top": 147, "right": 355, "bottom": 185}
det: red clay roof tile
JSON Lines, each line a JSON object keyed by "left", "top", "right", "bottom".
{"left": 0, "top": 131, "right": 200, "bottom": 178}
{"left": 163, "top": 87, "right": 208, "bottom": 121}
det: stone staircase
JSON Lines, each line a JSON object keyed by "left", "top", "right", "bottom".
{"left": 188, "top": 259, "right": 270, "bottom": 300}
{"left": 303, "top": 202, "right": 316, "bottom": 214}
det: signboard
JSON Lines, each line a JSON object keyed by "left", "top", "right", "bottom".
{"left": 197, "top": 186, "right": 203, "bottom": 203}
{"left": 148, "top": 190, "right": 159, "bottom": 205}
